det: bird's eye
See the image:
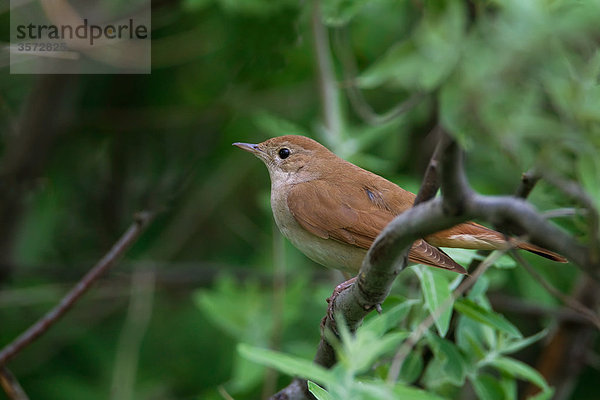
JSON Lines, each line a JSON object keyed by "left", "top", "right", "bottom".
{"left": 278, "top": 148, "right": 290, "bottom": 159}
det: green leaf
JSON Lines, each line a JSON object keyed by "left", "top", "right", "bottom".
{"left": 459, "top": 329, "right": 487, "bottom": 361}
{"left": 427, "top": 334, "right": 467, "bottom": 385}
{"left": 471, "top": 374, "right": 505, "bottom": 400}
{"left": 499, "top": 329, "right": 548, "bottom": 355}
{"left": 489, "top": 357, "right": 549, "bottom": 390}
{"left": 227, "top": 355, "right": 265, "bottom": 392}
{"left": 362, "top": 300, "right": 418, "bottom": 337}
{"left": 342, "top": 331, "right": 408, "bottom": 375}
{"left": 578, "top": 151, "right": 600, "bottom": 224}
{"left": 357, "top": 0, "right": 465, "bottom": 90}
{"left": 195, "top": 277, "right": 272, "bottom": 343}
{"left": 499, "top": 375, "right": 517, "bottom": 400}
{"left": 454, "top": 298, "right": 522, "bottom": 338}
{"left": 394, "top": 383, "right": 445, "bottom": 400}
{"left": 238, "top": 344, "right": 334, "bottom": 385}
{"left": 414, "top": 266, "right": 454, "bottom": 337}
{"left": 528, "top": 386, "right": 555, "bottom": 400}
{"left": 357, "top": 41, "right": 414, "bottom": 89}
{"left": 353, "top": 381, "right": 397, "bottom": 400}
{"left": 466, "top": 275, "right": 489, "bottom": 300}
{"left": 321, "top": 0, "right": 372, "bottom": 26}
{"left": 308, "top": 381, "right": 333, "bottom": 400}
{"left": 399, "top": 349, "right": 424, "bottom": 384}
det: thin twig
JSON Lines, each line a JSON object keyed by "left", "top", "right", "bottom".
{"left": 0, "top": 211, "right": 154, "bottom": 366}
{"left": 0, "top": 366, "right": 29, "bottom": 400}
{"left": 414, "top": 126, "right": 451, "bottom": 206}
{"left": 511, "top": 251, "right": 600, "bottom": 330}
{"left": 386, "top": 250, "right": 506, "bottom": 383}
{"left": 542, "top": 172, "right": 600, "bottom": 264}
{"left": 542, "top": 208, "right": 582, "bottom": 219}
{"left": 218, "top": 386, "right": 235, "bottom": 400}
{"left": 515, "top": 169, "right": 541, "bottom": 199}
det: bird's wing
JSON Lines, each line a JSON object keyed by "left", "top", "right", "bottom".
{"left": 287, "top": 180, "right": 467, "bottom": 273}
{"left": 409, "top": 239, "right": 467, "bottom": 274}
{"left": 287, "top": 179, "right": 390, "bottom": 248}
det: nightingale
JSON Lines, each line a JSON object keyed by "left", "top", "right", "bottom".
{"left": 234, "top": 135, "right": 567, "bottom": 275}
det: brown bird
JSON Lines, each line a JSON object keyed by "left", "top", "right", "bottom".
{"left": 234, "top": 135, "right": 567, "bottom": 275}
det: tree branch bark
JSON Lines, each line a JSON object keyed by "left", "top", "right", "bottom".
{"left": 269, "top": 135, "right": 595, "bottom": 399}
{"left": 0, "top": 367, "right": 28, "bottom": 400}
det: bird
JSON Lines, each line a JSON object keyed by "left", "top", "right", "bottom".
{"left": 233, "top": 135, "right": 567, "bottom": 276}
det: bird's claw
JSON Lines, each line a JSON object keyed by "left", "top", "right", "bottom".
{"left": 322, "top": 277, "right": 357, "bottom": 334}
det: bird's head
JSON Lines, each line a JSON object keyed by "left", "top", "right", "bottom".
{"left": 233, "top": 135, "right": 335, "bottom": 183}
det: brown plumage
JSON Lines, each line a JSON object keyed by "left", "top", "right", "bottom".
{"left": 234, "top": 135, "right": 567, "bottom": 275}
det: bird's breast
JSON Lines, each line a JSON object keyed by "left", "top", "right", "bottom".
{"left": 270, "top": 183, "right": 366, "bottom": 274}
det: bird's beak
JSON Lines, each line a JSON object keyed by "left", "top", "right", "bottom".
{"left": 233, "top": 142, "right": 262, "bottom": 155}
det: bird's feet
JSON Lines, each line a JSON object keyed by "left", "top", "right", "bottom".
{"left": 320, "top": 277, "right": 357, "bottom": 334}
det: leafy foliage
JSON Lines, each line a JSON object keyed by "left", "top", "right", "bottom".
{"left": 238, "top": 271, "right": 553, "bottom": 399}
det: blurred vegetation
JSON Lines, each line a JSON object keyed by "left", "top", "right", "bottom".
{"left": 1, "top": 0, "right": 599, "bottom": 399}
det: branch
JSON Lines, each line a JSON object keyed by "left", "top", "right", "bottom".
{"left": 269, "top": 135, "right": 596, "bottom": 399}
{"left": 413, "top": 126, "right": 451, "bottom": 206}
{"left": 468, "top": 194, "right": 591, "bottom": 272}
{"left": 270, "top": 378, "right": 314, "bottom": 400}
{"left": 542, "top": 172, "right": 600, "bottom": 264}
{"left": 515, "top": 168, "right": 541, "bottom": 200}
{"left": 441, "top": 142, "right": 593, "bottom": 275}
{"left": 269, "top": 198, "right": 469, "bottom": 400}
{"left": 0, "top": 212, "right": 154, "bottom": 366}
{"left": 0, "top": 367, "right": 28, "bottom": 400}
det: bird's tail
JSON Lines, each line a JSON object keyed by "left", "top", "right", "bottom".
{"left": 426, "top": 221, "right": 569, "bottom": 263}
{"left": 516, "top": 241, "right": 568, "bottom": 263}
